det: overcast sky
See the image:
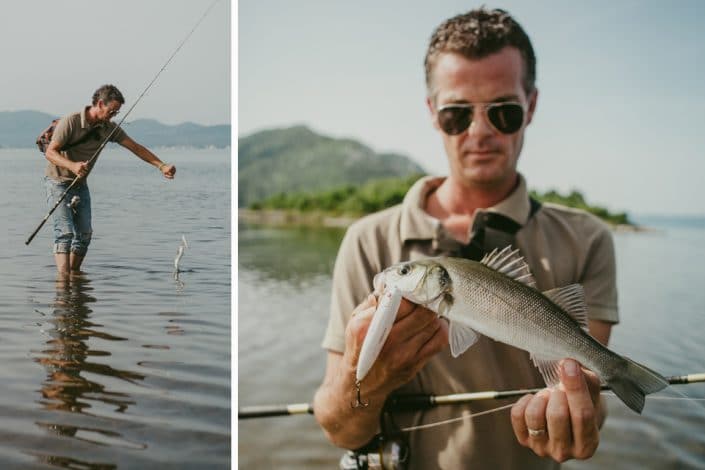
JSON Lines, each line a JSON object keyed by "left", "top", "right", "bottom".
{"left": 239, "top": 0, "right": 705, "bottom": 216}
{"left": 0, "top": 0, "right": 230, "bottom": 126}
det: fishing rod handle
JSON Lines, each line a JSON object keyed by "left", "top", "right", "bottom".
{"left": 238, "top": 403, "right": 313, "bottom": 419}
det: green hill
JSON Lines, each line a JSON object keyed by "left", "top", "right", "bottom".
{"left": 237, "top": 125, "right": 425, "bottom": 207}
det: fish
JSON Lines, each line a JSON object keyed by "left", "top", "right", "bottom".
{"left": 174, "top": 235, "right": 189, "bottom": 273}
{"left": 67, "top": 195, "right": 80, "bottom": 215}
{"left": 360, "top": 246, "right": 668, "bottom": 413}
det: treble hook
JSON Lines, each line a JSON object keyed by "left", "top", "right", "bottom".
{"left": 351, "top": 380, "right": 369, "bottom": 408}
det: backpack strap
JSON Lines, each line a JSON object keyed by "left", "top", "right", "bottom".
{"left": 459, "top": 196, "right": 542, "bottom": 260}
{"left": 37, "top": 119, "right": 101, "bottom": 154}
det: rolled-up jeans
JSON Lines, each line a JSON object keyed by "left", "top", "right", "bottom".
{"left": 44, "top": 177, "right": 92, "bottom": 256}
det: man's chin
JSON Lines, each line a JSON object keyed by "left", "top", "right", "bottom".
{"left": 456, "top": 167, "right": 517, "bottom": 189}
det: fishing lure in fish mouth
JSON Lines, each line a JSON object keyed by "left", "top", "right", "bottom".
{"left": 355, "top": 246, "right": 668, "bottom": 414}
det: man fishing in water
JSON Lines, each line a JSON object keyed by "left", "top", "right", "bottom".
{"left": 314, "top": 8, "right": 618, "bottom": 469}
{"left": 43, "top": 84, "right": 176, "bottom": 274}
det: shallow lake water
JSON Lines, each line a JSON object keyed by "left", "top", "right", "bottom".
{"left": 1, "top": 147, "right": 231, "bottom": 468}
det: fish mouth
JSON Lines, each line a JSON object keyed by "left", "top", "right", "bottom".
{"left": 375, "top": 261, "right": 452, "bottom": 311}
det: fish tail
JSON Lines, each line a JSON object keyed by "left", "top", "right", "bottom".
{"left": 607, "top": 356, "right": 669, "bottom": 414}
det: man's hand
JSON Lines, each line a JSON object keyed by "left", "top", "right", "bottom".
{"left": 160, "top": 163, "right": 176, "bottom": 179}
{"left": 72, "top": 161, "right": 89, "bottom": 178}
{"left": 313, "top": 294, "right": 448, "bottom": 449}
{"left": 346, "top": 294, "right": 448, "bottom": 398}
{"left": 510, "top": 359, "right": 602, "bottom": 462}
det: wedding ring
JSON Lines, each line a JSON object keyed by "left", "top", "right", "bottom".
{"left": 528, "top": 428, "right": 546, "bottom": 437}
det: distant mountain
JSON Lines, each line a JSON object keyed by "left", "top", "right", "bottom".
{"left": 238, "top": 125, "right": 426, "bottom": 207}
{"left": 0, "top": 110, "right": 230, "bottom": 148}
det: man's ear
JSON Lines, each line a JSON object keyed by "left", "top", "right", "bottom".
{"left": 426, "top": 96, "right": 440, "bottom": 130}
{"left": 525, "top": 88, "right": 538, "bottom": 126}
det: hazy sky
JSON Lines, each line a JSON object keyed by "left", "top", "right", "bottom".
{"left": 239, "top": 0, "right": 705, "bottom": 216}
{"left": 0, "top": 0, "right": 230, "bottom": 126}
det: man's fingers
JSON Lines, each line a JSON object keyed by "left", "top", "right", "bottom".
{"left": 414, "top": 318, "right": 448, "bottom": 362}
{"left": 510, "top": 394, "right": 533, "bottom": 445}
{"left": 389, "top": 303, "right": 438, "bottom": 343}
{"left": 395, "top": 298, "right": 418, "bottom": 320}
{"left": 347, "top": 295, "right": 378, "bottom": 346}
{"left": 545, "top": 389, "right": 571, "bottom": 460}
{"left": 524, "top": 389, "right": 550, "bottom": 455}
{"left": 560, "top": 359, "right": 599, "bottom": 456}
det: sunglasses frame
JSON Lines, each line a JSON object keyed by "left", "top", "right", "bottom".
{"left": 436, "top": 101, "right": 525, "bottom": 136}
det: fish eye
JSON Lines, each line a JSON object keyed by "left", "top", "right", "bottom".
{"left": 398, "top": 264, "right": 411, "bottom": 276}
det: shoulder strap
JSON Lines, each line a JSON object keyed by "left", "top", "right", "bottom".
{"left": 529, "top": 196, "right": 542, "bottom": 218}
{"left": 459, "top": 196, "right": 542, "bottom": 260}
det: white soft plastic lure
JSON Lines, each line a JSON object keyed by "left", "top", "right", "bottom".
{"left": 356, "top": 286, "right": 403, "bottom": 382}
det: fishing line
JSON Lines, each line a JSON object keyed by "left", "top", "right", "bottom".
{"left": 400, "top": 403, "right": 516, "bottom": 432}
{"left": 25, "top": 0, "right": 221, "bottom": 246}
{"left": 403, "top": 391, "right": 705, "bottom": 433}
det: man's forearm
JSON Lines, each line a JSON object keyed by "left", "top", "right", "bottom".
{"left": 313, "top": 354, "right": 386, "bottom": 450}
{"left": 131, "top": 143, "right": 162, "bottom": 167}
{"left": 45, "top": 149, "right": 74, "bottom": 172}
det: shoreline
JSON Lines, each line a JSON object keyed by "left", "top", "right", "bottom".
{"left": 238, "top": 208, "right": 654, "bottom": 233}
{"left": 238, "top": 209, "right": 357, "bottom": 228}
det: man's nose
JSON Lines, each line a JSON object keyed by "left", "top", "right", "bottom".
{"left": 465, "top": 107, "right": 495, "bottom": 138}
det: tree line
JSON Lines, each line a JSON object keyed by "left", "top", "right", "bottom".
{"left": 249, "top": 175, "right": 631, "bottom": 226}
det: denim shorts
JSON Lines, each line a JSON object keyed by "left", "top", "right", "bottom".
{"left": 44, "top": 177, "right": 92, "bottom": 256}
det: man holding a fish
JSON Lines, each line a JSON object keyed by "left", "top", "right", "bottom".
{"left": 314, "top": 7, "right": 628, "bottom": 469}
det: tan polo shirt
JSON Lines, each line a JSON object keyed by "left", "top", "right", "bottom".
{"left": 322, "top": 174, "right": 618, "bottom": 470}
{"left": 45, "top": 107, "right": 128, "bottom": 183}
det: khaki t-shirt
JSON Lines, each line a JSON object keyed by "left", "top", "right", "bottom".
{"left": 45, "top": 107, "right": 128, "bottom": 182}
{"left": 323, "top": 175, "right": 618, "bottom": 470}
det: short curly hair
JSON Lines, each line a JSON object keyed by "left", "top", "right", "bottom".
{"left": 424, "top": 8, "right": 536, "bottom": 98}
{"left": 92, "top": 84, "right": 125, "bottom": 106}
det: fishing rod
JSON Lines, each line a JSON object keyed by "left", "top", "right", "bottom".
{"left": 25, "top": 0, "right": 220, "bottom": 246}
{"left": 238, "top": 372, "right": 705, "bottom": 419}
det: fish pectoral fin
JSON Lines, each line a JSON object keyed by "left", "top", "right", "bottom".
{"left": 542, "top": 284, "right": 589, "bottom": 331}
{"left": 449, "top": 321, "right": 479, "bottom": 358}
{"left": 530, "top": 354, "right": 562, "bottom": 387}
{"left": 425, "top": 293, "right": 453, "bottom": 316}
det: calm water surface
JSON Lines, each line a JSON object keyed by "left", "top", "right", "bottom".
{"left": 238, "top": 218, "right": 705, "bottom": 469}
{"left": 1, "top": 148, "right": 230, "bottom": 468}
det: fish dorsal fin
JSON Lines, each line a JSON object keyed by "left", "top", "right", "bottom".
{"left": 480, "top": 246, "right": 536, "bottom": 288}
{"left": 530, "top": 354, "right": 562, "bottom": 388}
{"left": 542, "top": 284, "right": 588, "bottom": 330}
{"left": 449, "top": 321, "right": 479, "bottom": 358}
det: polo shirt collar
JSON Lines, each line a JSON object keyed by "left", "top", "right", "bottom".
{"left": 399, "top": 173, "right": 532, "bottom": 243}
{"left": 80, "top": 107, "right": 90, "bottom": 129}
{"left": 485, "top": 174, "right": 532, "bottom": 227}
{"left": 81, "top": 106, "right": 104, "bottom": 130}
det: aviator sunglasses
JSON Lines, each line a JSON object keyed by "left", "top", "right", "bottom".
{"left": 436, "top": 101, "right": 525, "bottom": 135}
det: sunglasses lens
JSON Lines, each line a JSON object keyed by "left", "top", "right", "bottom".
{"left": 438, "top": 106, "right": 472, "bottom": 135}
{"left": 487, "top": 104, "right": 524, "bottom": 134}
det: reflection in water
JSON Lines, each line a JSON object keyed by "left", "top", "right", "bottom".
{"left": 238, "top": 223, "right": 345, "bottom": 283}
{"left": 32, "top": 274, "right": 147, "bottom": 467}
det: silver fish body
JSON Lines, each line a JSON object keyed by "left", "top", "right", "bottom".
{"left": 68, "top": 195, "right": 81, "bottom": 214}
{"left": 174, "top": 235, "right": 189, "bottom": 273}
{"left": 377, "top": 250, "right": 668, "bottom": 413}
